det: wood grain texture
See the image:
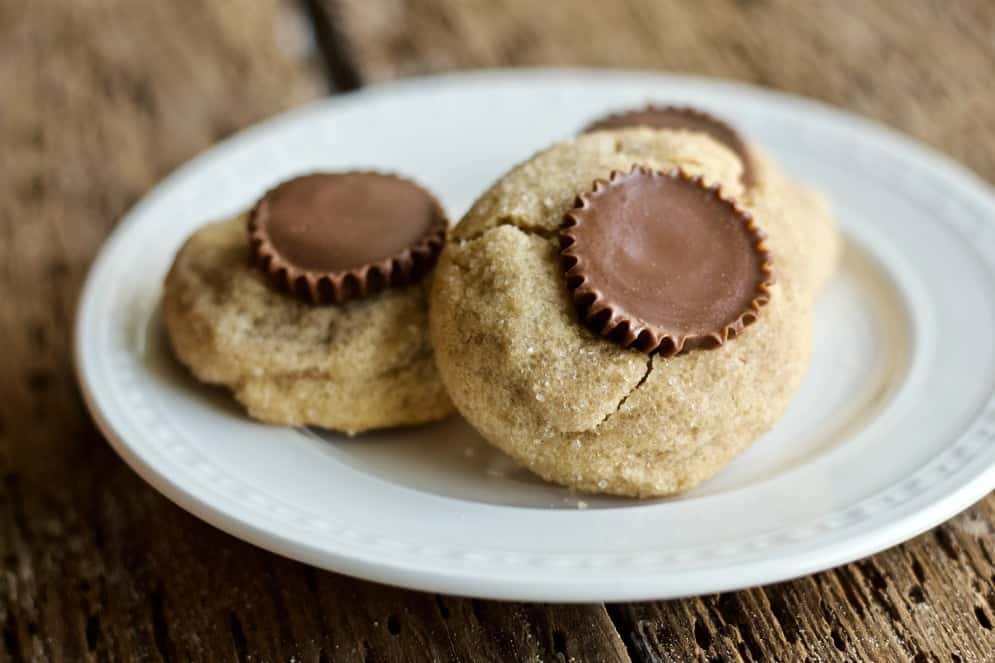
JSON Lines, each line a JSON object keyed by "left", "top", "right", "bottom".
{"left": 0, "top": 1, "right": 628, "bottom": 661}
{"left": 335, "top": 1, "right": 995, "bottom": 660}
{"left": 339, "top": 0, "right": 995, "bottom": 186}
{"left": 4, "top": 0, "right": 995, "bottom": 661}
{"left": 611, "top": 500, "right": 995, "bottom": 661}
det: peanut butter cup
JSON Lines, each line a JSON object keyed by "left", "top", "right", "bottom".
{"left": 583, "top": 106, "right": 755, "bottom": 186}
{"left": 561, "top": 167, "right": 772, "bottom": 356}
{"left": 248, "top": 173, "right": 447, "bottom": 304}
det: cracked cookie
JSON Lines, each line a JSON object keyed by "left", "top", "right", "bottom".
{"left": 162, "top": 173, "right": 454, "bottom": 434}
{"left": 429, "top": 127, "right": 839, "bottom": 497}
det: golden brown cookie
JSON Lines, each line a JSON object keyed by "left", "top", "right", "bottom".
{"left": 162, "top": 173, "right": 454, "bottom": 434}
{"left": 430, "top": 128, "right": 839, "bottom": 497}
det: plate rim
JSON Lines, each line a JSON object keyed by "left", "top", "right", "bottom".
{"left": 74, "top": 68, "right": 995, "bottom": 601}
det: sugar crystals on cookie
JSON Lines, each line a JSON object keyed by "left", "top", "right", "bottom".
{"left": 162, "top": 171, "right": 454, "bottom": 433}
{"left": 430, "top": 123, "right": 839, "bottom": 497}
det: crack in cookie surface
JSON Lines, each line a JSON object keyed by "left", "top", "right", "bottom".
{"left": 434, "top": 223, "right": 649, "bottom": 434}
{"left": 455, "top": 214, "right": 560, "bottom": 243}
{"left": 597, "top": 354, "right": 654, "bottom": 429}
{"left": 430, "top": 129, "right": 840, "bottom": 496}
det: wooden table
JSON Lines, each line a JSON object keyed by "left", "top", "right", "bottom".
{"left": 2, "top": 1, "right": 994, "bottom": 660}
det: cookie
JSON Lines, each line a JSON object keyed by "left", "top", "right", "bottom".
{"left": 430, "top": 128, "right": 840, "bottom": 497}
{"left": 163, "top": 173, "right": 455, "bottom": 434}
{"left": 583, "top": 105, "right": 757, "bottom": 186}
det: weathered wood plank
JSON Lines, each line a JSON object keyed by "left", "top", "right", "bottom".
{"left": 337, "top": 0, "right": 995, "bottom": 660}
{"left": 338, "top": 0, "right": 995, "bottom": 185}
{"left": 0, "top": 1, "right": 631, "bottom": 661}
{"left": 612, "top": 499, "right": 995, "bottom": 661}
{"left": 302, "top": 0, "right": 364, "bottom": 91}
{"left": 5, "top": 0, "right": 995, "bottom": 660}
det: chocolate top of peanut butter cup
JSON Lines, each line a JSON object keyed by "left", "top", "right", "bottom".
{"left": 560, "top": 167, "right": 772, "bottom": 356}
{"left": 583, "top": 105, "right": 755, "bottom": 186}
{"left": 248, "top": 173, "right": 447, "bottom": 304}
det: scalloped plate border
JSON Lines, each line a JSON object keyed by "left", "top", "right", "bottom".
{"left": 75, "top": 70, "right": 995, "bottom": 601}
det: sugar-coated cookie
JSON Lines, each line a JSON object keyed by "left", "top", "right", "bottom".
{"left": 163, "top": 173, "right": 454, "bottom": 433}
{"left": 430, "top": 128, "right": 839, "bottom": 497}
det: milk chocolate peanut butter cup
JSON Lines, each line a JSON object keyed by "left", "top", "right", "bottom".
{"left": 561, "top": 166, "right": 772, "bottom": 356}
{"left": 248, "top": 173, "right": 447, "bottom": 304}
{"left": 584, "top": 106, "right": 755, "bottom": 186}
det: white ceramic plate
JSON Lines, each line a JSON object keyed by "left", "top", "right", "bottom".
{"left": 75, "top": 70, "right": 995, "bottom": 602}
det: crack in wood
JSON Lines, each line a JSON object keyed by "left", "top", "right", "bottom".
{"left": 908, "top": 585, "right": 927, "bottom": 605}
{"left": 151, "top": 590, "right": 175, "bottom": 663}
{"left": 713, "top": 593, "right": 769, "bottom": 662}
{"left": 974, "top": 605, "right": 993, "bottom": 631}
{"left": 934, "top": 527, "right": 962, "bottom": 562}
{"left": 692, "top": 615, "right": 713, "bottom": 651}
{"left": 551, "top": 629, "right": 567, "bottom": 659}
{"left": 632, "top": 617, "right": 667, "bottom": 663}
{"left": 762, "top": 586, "right": 802, "bottom": 645}
{"left": 911, "top": 556, "right": 927, "bottom": 585}
{"left": 830, "top": 625, "right": 847, "bottom": 653}
{"left": 832, "top": 567, "right": 869, "bottom": 619}
{"left": 85, "top": 613, "right": 101, "bottom": 652}
{"left": 300, "top": 0, "right": 363, "bottom": 92}
{"left": 3, "top": 1, "right": 995, "bottom": 661}
{"left": 433, "top": 595, "right": 450, "bottom": 620}
{"left": 229, "top": 612, "right": 249, "bottom": 663}
{"left": 598, "top": 354, "right": 653, "bottom": 428}
{"left": 2, "top": 614, "right": 24, "bottom": 663}
{"left": 386, "top": 614, "right": 401, "bottom": 636}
